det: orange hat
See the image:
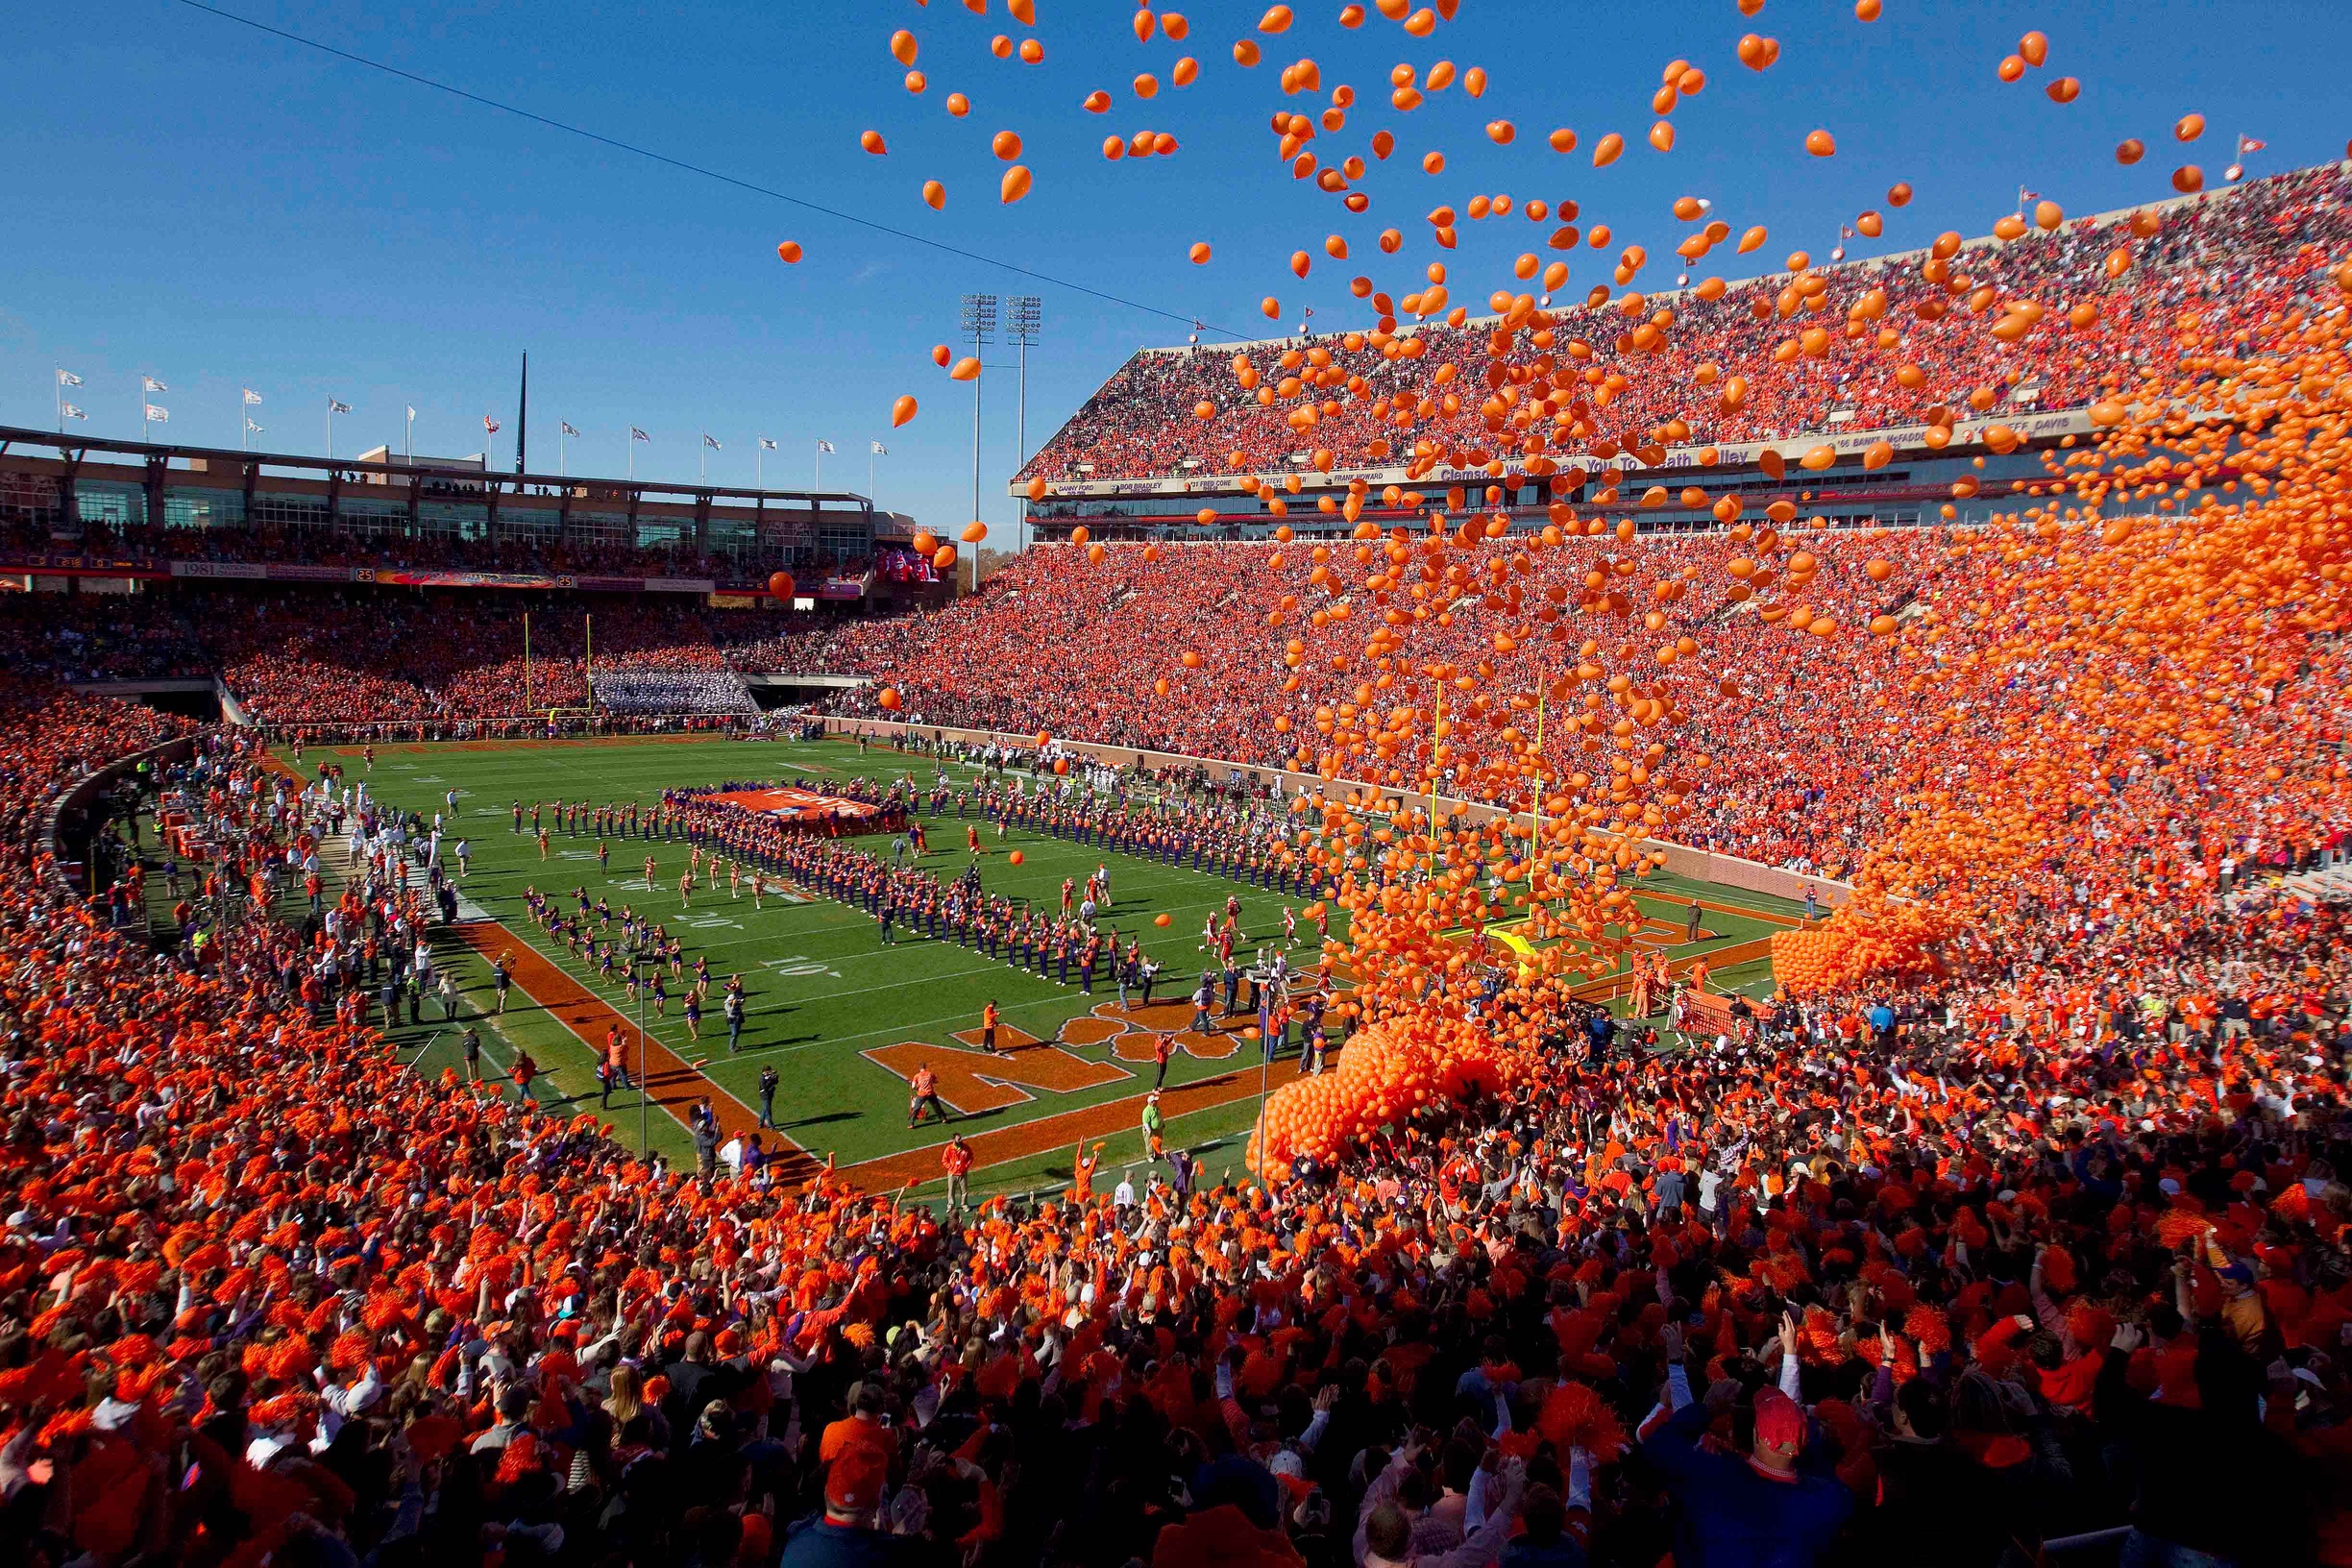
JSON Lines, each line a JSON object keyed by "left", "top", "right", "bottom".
{"left": 827, "top": 1445, "right": 889, "bottom": 1513}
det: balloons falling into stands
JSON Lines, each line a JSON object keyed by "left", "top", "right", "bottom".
{"left": 725, "top": 1, "right": 2352, "bottom": 1163}
{"left": 767, "top": 572, "right": 796, "bottom": 600}
{"left": 961, "top": 522, "right": 988, "bottom": 543}
{"left": 877, "top": 688, "right": 901, "bottom": 711}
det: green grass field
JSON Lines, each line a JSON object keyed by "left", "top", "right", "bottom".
{"left": 306, "top": 734, "right": 1796, "bottom": 1199}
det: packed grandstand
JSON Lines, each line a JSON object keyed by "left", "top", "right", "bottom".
{"left": 7, "top": 17, "right": 2352, "bottom": 1558}
{"left": 1016, "top": 165, "right": 2351, "bottom": 490}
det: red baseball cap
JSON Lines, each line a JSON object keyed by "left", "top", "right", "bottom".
{"left": 826, "top": 1446, "right": 889, "bottom": 1514}
{"left": 1753, "top": 1388, "right": 1805, "bottom": 1456}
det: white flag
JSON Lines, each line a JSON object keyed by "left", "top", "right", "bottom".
{"left": 759, "top": 436, "right": 777, "bottom": 451}
{"left": 144, "top": 404, "right": 169, "bottom": 423}
{"left": 816, "top": 439, "right": 836, "bottom": 453}
{"left": 143, "top": 377, "right": 169, "bottom": 394}
{"left": 406, "top": 404, "right": 417, "bottom": 420}
{"left": 57, "top": 370, "right": 82, "bottom": 387}
{"left": 329, "top": 399, "right": 352, "bottom": 414}
{"left": 631, "top": 428, "right": 649, "bottom": 442}
{"left": 870, "top": 441, "right": 888, "bottom": 455}
{"left": 243, "top": 388, "right": 263, "bottom": 404}
{"left": 561, "top": 421, "right": 580, "bottom": 437}
{"left": 703, "top": 434, "right": 722, "bottom": 450}
{"left": 61, "top": 403, "right": 85, "bottom": 420}
{"left": 245, "top": 419, "right": 264, "bottom": 435}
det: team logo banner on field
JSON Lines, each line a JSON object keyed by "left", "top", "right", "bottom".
{"left": 707, "top": 787, "right": 881, "bottom": 824}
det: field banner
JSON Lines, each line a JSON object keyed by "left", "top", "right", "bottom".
{"left": 708, "top": 787, "right": 881, "bottom": 825}
{"left": 168, "top": 560, "right": 270, "bottom": 580}
{"left": 371, "top": 568, "right": 574, "bottom": 590}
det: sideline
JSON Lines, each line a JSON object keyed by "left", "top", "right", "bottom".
{"left": 451, "top": 921, "right": 821, "bottom": 1182}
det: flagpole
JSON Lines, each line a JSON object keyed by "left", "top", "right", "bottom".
{"left": 755, "top": 439, "right": 763, "bottom": 492}
{"left": 699, "top": 435, "right": 707, "bottom": 484}
{"left": 405, "top": 406, "right": 414, "bottom": 464}
{"left": 628, "top": 433, "right": 635, "bottom": 481}
{"left": 870, "top": 446, "right": 876, "bottom": 501}
{"left": 55, "top": 369, "right": 61, "bottom": 434}
{"left": 240, "top": 390, "right": 247, "bottom": 451}
{"left": 326, "top": 399, "right": 333, "bottom": 461}
{"left": 814, "top": 441, "right": 822, "bottom": 490}
{"left": 558, "top": 425, "right": 566, "bottom": 478}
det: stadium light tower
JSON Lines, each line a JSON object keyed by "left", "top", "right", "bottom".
{"left": 961, "top": 293, "right": 997, "bottom": 539}
{"left": 1007, "top": 295, "right": 1041, "bottom": 470}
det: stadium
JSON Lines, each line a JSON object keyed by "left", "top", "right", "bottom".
{"left": 4, "top": 8, "right": 2350, "bottom": 1568}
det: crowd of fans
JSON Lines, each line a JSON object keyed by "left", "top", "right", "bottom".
{"left": 0, "top": 595, "right": 209, "bottom": 685}
{"left": 1019, "top": 165, "right": 2352, "bottom": 483}
{"left": 820, "top": 527, "right": 1971, "bottom": 876}
{"left": 0, "top": 633, "right": 2349, "bottom": 1568}
{"left": 188, "top": 591, "right": 829, "bottom": 724}
{"left": 3, "top": 151, "right": 2352, "bottom": 1568}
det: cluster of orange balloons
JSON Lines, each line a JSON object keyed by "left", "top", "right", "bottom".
{"left": 1250, "top": 1011, "right": 1524, "bottom": 1177}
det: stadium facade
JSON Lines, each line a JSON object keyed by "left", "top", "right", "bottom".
{"left": 0, "top": 427, "right": 949, "bottom": 608}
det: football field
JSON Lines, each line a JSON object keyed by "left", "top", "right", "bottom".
{"left": 294, "top": 734, "right": 1801, "bottom": 1201}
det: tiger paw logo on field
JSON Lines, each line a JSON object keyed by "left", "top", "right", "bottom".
{"left": 1057, "top": 997, "right": 1243, "bottom": 1062}
{"left": 864, "top": 999, "right": 1246, "bottom": 1116}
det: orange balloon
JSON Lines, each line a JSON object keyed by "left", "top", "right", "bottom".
{"left": 992, "top": 130, "right": 1022, "bottom": 160}
{"left": 1155, "top": 913, "right": 1172, "bottom": 927}
{"left": 960, "top": 522, "right": 987, "bottom": 543}
{"left": 949, "top": 357, "right": 981, "bottom": 381}
{"left": 1188, "top": 241, "right": 1213, "bottom": 263}
{"left": 2174, "top": 112, "right": 2205, "bottom": 141}
{"left": 892, "top": 395, "right": 919, "bottom": 428}
{"left": 1000, "top": 164, "right": 1033, "bottom": 203}
{"left": 1009, "top": 850, "right": 1025, "bottom": 867}
{"left": 776, "top": 240, "right": 802, "bottom": 263}
{"left": 945, "top": 93, "right": 971, "bottom": 117}
{"left": 1592, "top": 132, "right": 1624, "bottom": 166}
{"left": 1259, "top": 4, "right": 1293, "bottom": 32}
{"left": 860, "top": 130, "right": 887, "bottom": 155}
{"left": 878, "top": 687, "right": 902, "bottom": 711}
{"left": 921, "top": 180, "right": 945, "bottom": 209}
{"left": 1804, "top": 128, "right": 1836, "bottom": 157}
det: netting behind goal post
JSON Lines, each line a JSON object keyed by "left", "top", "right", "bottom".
{"left": 592, "top": 670, "right": 760, "bottom": 717}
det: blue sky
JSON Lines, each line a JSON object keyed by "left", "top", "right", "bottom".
{"left": 5, "top": 0, "right": 2348, "bottom": 544}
